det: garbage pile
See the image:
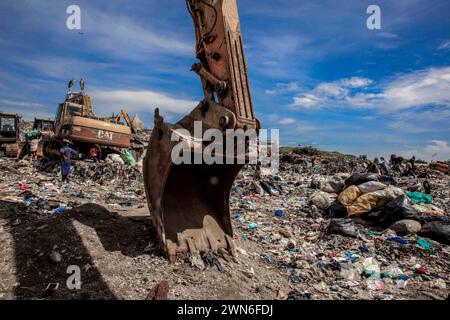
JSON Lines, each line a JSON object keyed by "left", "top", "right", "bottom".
{"left": 280, "top": 153, "right": 368, "bottom": 175}
{"left": 230, "top": 153, "right": 450, "bottom": 299}
{"left": 34, "top": 157, "right": 142, "bottom": 186}
{"left": 0, "top": 157, "right": 145, "bottom": 215}
{"left": 0, "top": 148, "right": 449, "bottom": 300}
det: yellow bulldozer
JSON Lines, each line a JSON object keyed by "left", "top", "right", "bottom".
{"left": 44, "top": 85, "right": 145, "bottom": 159}
{"left": 0, "top": 112, "right": 20, "bottom": 157}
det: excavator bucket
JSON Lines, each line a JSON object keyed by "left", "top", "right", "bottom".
{"left": 143, "top": 0, "right": 259, "bottom": 262}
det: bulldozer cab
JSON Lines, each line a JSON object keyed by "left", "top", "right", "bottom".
{"left": 54, "top": 94, "right": 89, "bottom": 135}
{"left": 34, "top": 118, "right": 55, "bottom": 132}
{"left": 0, "top": 112, "right": 19, "bottom": 141}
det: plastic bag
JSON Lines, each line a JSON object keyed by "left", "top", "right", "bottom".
{"left": 377, "top": 195, "right": 419, "bottom": 228}
{"left": 339, "top": 185, "right": 361, "bottom": 206}
{"left": 388, "top": 219, "right": 422, "bottom": 235}
{"left": 326, "top": 219, "right": 358, "bottom": 238}
{"left": 25, "top": 130, "right": 41, "bottom": 140}
{"left": 120, "top": 149, "right": 137, "bottom": 166}
{"left": 106, "top": 153, "right": 125, "bottom": 165}
{"left": 321, "top": 175, "right": 345, "bottom": 194}
{"left": 345, "top": 173, "right": 381, "bottom": 188}
{"left": 326, "top": 202, "right": 348, "bottom": 219}
{"left": 418, "top": 221, "right": 450, "bottom": 245}
{"left": 406, "top": 192, "right": 433, "bottom": 205}
{"left": 310, "top": 191, "right": 337, "bottom": 210}
{"left": 358, "top": 181, "right": 387, "bottom": 194}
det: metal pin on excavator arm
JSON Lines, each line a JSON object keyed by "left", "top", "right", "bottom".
{"left": 144, "top": 0, "right": 259, "bottom": 263}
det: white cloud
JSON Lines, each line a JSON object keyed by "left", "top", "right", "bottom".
{"left": 289, "top": 67, "right": 450, "bottom": 111}
{"left": 0, "top": 99, "right": 45, "bottom": 109}
{"left": 387, "top": 108, "right": 450, "bottom": 133}
{"left": 266, "top": 82, "right": 300, "bottom": 95}
{"left": 424, "top": 140, "right": 450, "bottom": 160}
{"left": 16, "top": 57, "right": 112, "bottom": 79}
{"left": 291, "top": 94, "right": 321, "bottom": 108}
{"left": 81, "top": 10, "right": 192, "bottom": 60}
{"left": 376, "top": 32, "right": 398, "bottom": 39}
{"left": 399, "top": 140, "right": 450, "bottom": 161}
{"left": 90, "top": 89, "right": 196, "bottom": 119}
{"left": 438, "top": 40, "right": 450, "bottom": 51}
{"left": 360, "top": 116, "right": 378, "bottom": 121}
{"left": 289, "top": 77, "right": 372, "bottom": 109}
{"left": 341, "top": 77, "right": 373, "bottom": 88}
{"left": 266, "top": 113, "right": 317, "bottom": 132}
{"left": 278, "top": 117, "right": 297, "bottom": 125}
{"left": 380, "top": 67, "right": 450, "bottom": 110}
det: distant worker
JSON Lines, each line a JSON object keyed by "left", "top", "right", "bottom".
{"left": 254, "top": 161, "right": 262, "bottom": 180}
{"left": 367, "top": 158, "right": 381, "bottom": 174}
{"left": 379, "top": 157, "right": 391, "bottom": 177}
{"left": 390, "top": 154, "right": 404, "bottom": 173}
{"left": 18, "top": 136, "right": 31, "bottom": 160}
{"left": 409, "top": 156, "right": 416, "bottom": 171}
{"left": 89, "top": 144, "right": 102, "bottom": 162}
{"left": 406, "top": 156, "right": 417, "bottom": 177}
{"left": 60, "top": 140, "right": 76, "bottom": 182}
{"left": 29, "top": 133, "right": 42, "bottom": 161}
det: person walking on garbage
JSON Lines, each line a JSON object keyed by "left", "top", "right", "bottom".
{"left": 29, "top": 133, "right": 41, "bottom": 161}
{"left": 18, "top": 134, "right": 32, "bottom": 160}
{"left": 60, "top": 140, "right": 76, "bottom": 182}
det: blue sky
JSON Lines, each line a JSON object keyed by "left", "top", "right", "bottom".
{"left": 0, "top": 0, "right": 449, "bottom": 160}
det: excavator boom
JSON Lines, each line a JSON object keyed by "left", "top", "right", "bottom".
{"left": 144, "top": 0, "right": 258, "bottom": 262}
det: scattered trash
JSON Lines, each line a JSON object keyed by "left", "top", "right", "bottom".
{"left": 326, "top": 219, "right": 358, "bottom": 238}
{"left": 419, "top": 222, "right": 450, "bottom": 245}
{"left": 287, "top": 290, "right": 311, "bottom": 300}
{"left": 146, "top": 280, "right": 170, "bottom": 300}
{"left": 274, "top": 209, "right": 284, "bottom": 217}
{"left": 201, "top": 252, "right": 224, "bottom": 272}
{"left": 1, "top": 142, "right": 449, "bottom": 300}
{"left": 378, "top": 195, "right": 419, "bottom": 228}
{"left": 387, "top": 219, "right": 422, "bottom": 236}
{"left": 310, "top": 191, "right": 337, "bottom": 210}
{"left": 406, "top": 192, "right": 433, "bottom": 205}
{"left": 416, "top": 237, "right": 433, "bottom": 250}
{"left": 41, "top": 283, "right": 59, "bottom": 298}
{"left": 54, "top": 207, "right": 66, "bottom": 214}
{"left": 386, "top": 236, "right": 409, "bottom": 245}
{"left": 50, "top": 251, "right": 62, "bottom": 263}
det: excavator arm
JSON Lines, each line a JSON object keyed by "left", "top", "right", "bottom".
{"left": 144, "top": 0, "right": 259, "bottom": 263}
{"left": 186, "top": 0, "right": 258, "bottom": 130}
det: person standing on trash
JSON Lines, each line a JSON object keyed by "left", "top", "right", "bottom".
{"left": 60, "top": 140, "right": 77, "bottom": 182}
{"left": 255, "top": 161, "right": 262, "bottom": 180}
{"left": 390, "top": 154, "right": 404, "bottom": 173}
{"left": 379, "top": 157, "right": 391, "bottom": 177}
{"left": 251, "top": 161, "right": 264, "bottom": 195}
{"left": 89, "top": 144, "right": 102, "bottom": 162}
{"left": 18, "top": 133, "right": 31, "bottom": 160}
{"left": 407, "top": 156, "right": 416, "bottom": 176}
{"left": 367, "top": 158, "right": 381, "bottom": 174}
{"left": 29, "top": 133, "right": 41, "bottom": 162}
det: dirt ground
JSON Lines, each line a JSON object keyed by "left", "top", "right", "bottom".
{"left": 0, "top": 200, "right": 289, "bottom": 300}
